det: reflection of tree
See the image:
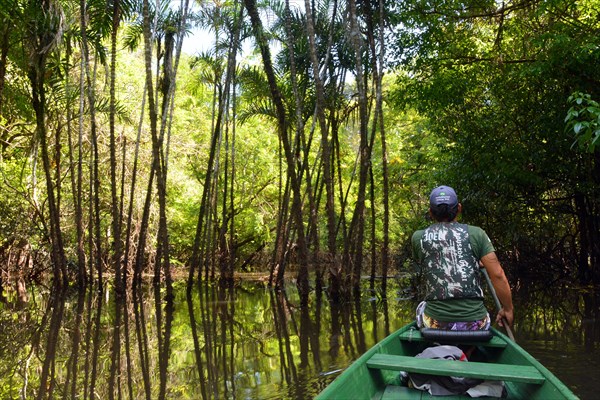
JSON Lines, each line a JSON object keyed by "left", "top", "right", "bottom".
{"left": 88, "top": 285, "right": 104, "bottom": 399}
{"left": 64, "top": 287, "right": 85, "bottom": 399}
{"left": 9, "top": 280, "right": 590, "bottom": 398}
{"left": 200, "top": 281, "right": 217, "bottom": 395}
{"left": 271, "top": 290, "right": 298, "bottom": 386}
{"left": 132, "top": 283, "right": 151, "bottom": 399}
{"left": 35, "top": 289, "right": 66, "bottom": 399}
{"left": 369, "top": 293, "right": 391, "bottom": 346}
{"left": 154, "top": 283, "right": 174, "bottom": 400}
{"left": 187, "top": 286, "right": 208, "bottom": 398}
{"left": 186, "top": 281, "right": 237, "bottom": 399}
{"left": 515, "top": 281, "right": 600, "bottom": 345}
{"left": 326, "top": 289, "right": 406, "bottom": 379}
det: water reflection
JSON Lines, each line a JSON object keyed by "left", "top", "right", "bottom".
{"left": 513, "top": 281, "right": 600, "bottom": 399}
{"left": 0, "top": 279, "right": 596, "bottom": 399}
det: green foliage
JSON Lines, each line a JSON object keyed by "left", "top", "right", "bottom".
{"left": 565, "top": 92, "right": 600, "bottom": 153}
{"left": 0, "top": 0, "right": 598, "bottom": 283}
{"left": 0, "top": 158, "right": 44, "bottom": 249}
{"left": 387, "top": 0, "right": 600, "bottom": 280}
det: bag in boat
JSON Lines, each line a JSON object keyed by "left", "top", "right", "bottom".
{"left": 408, "top": 345, "right": 482, "bottom": 396}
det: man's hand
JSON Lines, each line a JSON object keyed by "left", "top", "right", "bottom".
{"left": 496, "top": 307, "right": 514, "bottom": 328}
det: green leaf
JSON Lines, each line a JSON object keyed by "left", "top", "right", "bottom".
{"left": 588, "top": 106, "right": 600, "bottom": 114}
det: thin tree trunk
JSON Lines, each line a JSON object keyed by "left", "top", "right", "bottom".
{"left": 123, "top": 84, "right": 146, "bottom": 289}
{"left": 218, "top": 5, "right": 243, "bottom": 283}
{"left": 135, "top": 0, "right": 160, "bottom": 287}
{"left": 65, "top": 36, "right": 86, "bottom": 286}
{"left": 76, "top": 25, "right": 87, "bottom": 285}
{"left": 109, "top": 0, "right": 123, "bottom": 294}
{"left": 270, "top": 173, "right": 292, "bottom": 288}
{"left": 283, "top": 32, "right": 317, "bottom": 265}
{"left": 0, "top": 24, "right": 10, "bottom": 113}
{"left": 364, "top": 0, "right": 388, "bottom": 292}
{"left": 302, "top": 0, "right": 339, "bottom": 293}
{"left": 376, "top": 0, "right": 390, "bottom": 294}
{"left": 369, "top": 166, "right": 377, "bottom": 288}
{"left": 345, "top": 0, "right": 370, "bottom": 294}
{"left": 189, "top": 83, "right": 225, "bottom": 289}
{"left": 243, "top": 0, "right": 311, "bottom": 304}
{"left": 27, "top": 1, "right": 67, "bottom": 287}
{"left": 79, "top": 2, "right": 103, "bottom": 287}
{"left": 229, "top": 47, "right": 238, "bottom": 283}
{"left": 108, "top": 1, "right": 123, "bottom": 397}
{"left": 154, "top": 28, "right": 173, "bottom": 290}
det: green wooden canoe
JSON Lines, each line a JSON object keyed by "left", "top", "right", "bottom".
{"left": 317, "top": 322, "right": 579, "bottom": 399}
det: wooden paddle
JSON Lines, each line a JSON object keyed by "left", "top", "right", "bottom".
{"left": 481, "top": 267, "right": 516, "bottom": 342}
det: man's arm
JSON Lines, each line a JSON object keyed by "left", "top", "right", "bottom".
{"left": 481, "top": 252, "right": 514, "bottom": 328}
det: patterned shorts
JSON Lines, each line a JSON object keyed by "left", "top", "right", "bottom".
{"left": 416, "top": 301, "right": 491, "bottom": 331}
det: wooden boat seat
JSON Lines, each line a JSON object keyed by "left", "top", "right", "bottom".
{"left": 398, "top": 328, "right": 508, "bottom": 348}
{"left": 366, "top": 354, "right": 546, "bottom": 384}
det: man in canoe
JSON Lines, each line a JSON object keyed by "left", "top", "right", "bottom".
{"left": 412, "top": 185, "right": 514, "bottom": 331}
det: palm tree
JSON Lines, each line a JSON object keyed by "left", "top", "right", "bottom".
{"left": 24, "top": 0, "right": 69, "bottom": 287}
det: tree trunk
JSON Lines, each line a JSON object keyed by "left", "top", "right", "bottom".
{"left": 218, "top": 5, "right": 243, "bottom": 283}
{"left": 364, "top": 0, "right": 389, "bottom": 292}
{"left": 302, "top": 0, "right": 340, "bottom": 298}
{"left": 64, "top": 31, "right": 87, "bottom": 286}
{"left": 109, "top": 0, "right": 123, "bottom": 294}
{"left": 78, "top": 2, "right": 103, "bottom": 287}
{"left": 27, "top": 0, "right": 67, "bottom": 287}
{"left": 345, "top": 0, "right": 371, "bottom": 294}
{"left": 0, "top": 24, "right": 9, "bottom": 113}
{"left": 135, "top": 0, "right": 161, "bottom": 287}
{"left": 243, "top": 0, "right": 311, "bottom": 304}
{"left": 107, "top": 1, "right": 124, "bottom": 397}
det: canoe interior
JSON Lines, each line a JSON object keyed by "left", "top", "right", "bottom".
{"left": 317, "top": 322, "right": 579, "bottom": 400}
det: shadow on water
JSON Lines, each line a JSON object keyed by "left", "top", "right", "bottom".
{"left": 0, "top": 278, "right": 597, "bottom": 399}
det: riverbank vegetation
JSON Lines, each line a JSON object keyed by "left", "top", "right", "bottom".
{"left": 1, "top": 0, "right": 599, "bottom": 303}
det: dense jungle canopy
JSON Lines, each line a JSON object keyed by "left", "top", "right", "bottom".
{"left": 0, "top": 0, "right": 599, "bottom": 301}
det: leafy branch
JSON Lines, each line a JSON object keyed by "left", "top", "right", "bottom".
{"left": 565, "top": 92, "right": 600, "bottom": 153}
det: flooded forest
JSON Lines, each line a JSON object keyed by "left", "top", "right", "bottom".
{"left": 1, "top": 0, "right": 599, "bottom": 398}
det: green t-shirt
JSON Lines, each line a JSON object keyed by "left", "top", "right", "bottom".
{"left": 412, "top": 223, "right": 495, "bottom": 322}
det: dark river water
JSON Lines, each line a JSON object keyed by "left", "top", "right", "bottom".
{"left": 0, "top": 277, "right": 597, "bottom": 399}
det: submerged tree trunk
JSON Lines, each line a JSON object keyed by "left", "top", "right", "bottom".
{"left": 243, "top": 0, "right": 311, "bottom": 303}
{"left": 364, "top": 0, "right": 389, "bottom": 292}
{"left": 109, "top": 0, "right": 123, "bottom": 294}
{"left": 377, "top": 0, "right": 390, "bottom": 294}
{"left": 302, "top": 0, "right": 340, "bottom": 298}
{"left": 344, "top": 0, "right": 371, "bottom": 295}
{"left": 77, "top": 0, "right": 104, "bottom": 288}
{"left": 107, "top": 0, "right": 124, "bottom": 397}
{"left": 135, "top": 0, "right": 161, "bottom": 288}
{"left": 27, "top": 0, "right": 67, "bottom": 287}
{"left": 64, "top": 31, "right": 86, "bottom": 286}
{"left": 218, "top": 5, "right": 243, "bottom": 283}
